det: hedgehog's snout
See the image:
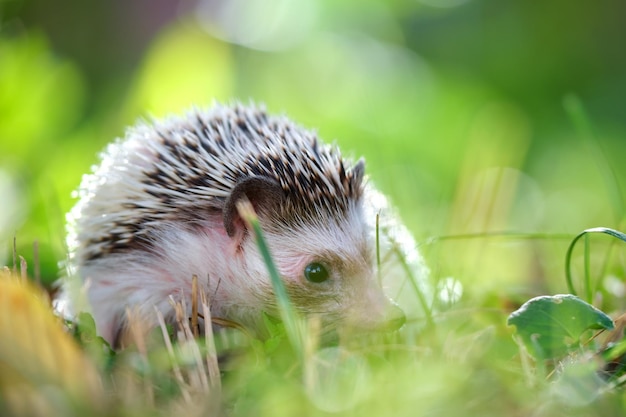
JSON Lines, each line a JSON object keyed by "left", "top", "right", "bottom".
{"left": 363, "top": 300, "right": 405, "bottom": 333}
{"left": 343, "top": 281, "right": 406, "bottom": 333}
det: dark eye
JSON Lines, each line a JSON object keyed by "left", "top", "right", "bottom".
{"left": 304, "top": 262, "right": 330, "bottom": 283}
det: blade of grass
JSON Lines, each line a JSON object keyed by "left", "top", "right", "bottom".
{"left": 384, "top": 228, "right": 434, "bottom": 328}
{"left": 200, "top": 285, "right": 221, "bottom": 393}
{"left": 584, "top": 233, "right": 591, "bottom": 303}
{"left": 33, "top": 240, "right": 40, "bottom": 285}
{"left": 155, "top": 304, "right": 192, "bottom": 404}
{"left": 174, "top": 298, "right": 210, "bottom": 394}
{"left": 376, "top": 212, "right": 382, "bottom": 287}
{"left": 424, "top": 231, "right": 573, "bottom": 244}
{"left": 126, "top": 307, "right": 155, "bottom": 407}
{"left": 236, "top": 199, "right": 304, "bottom": 356}
{"left": 564, "top": 95, "right": 624, "bottom": 225}
{"left": 191, "top": 275, "right": 199, "bottom": 338}
{"left": 12, "top": 235, "right": 17, "bottom": 274}
{"left": 565, "top": 96, "right": 626, "bottom": 298}
{"left": 565, "top": 227, "right": 626, "bottom": 301}
{"left": 19, "top": 256, "right": 27, "bottom": 281}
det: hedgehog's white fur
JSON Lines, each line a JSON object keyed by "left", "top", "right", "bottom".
{"left": 63, "top": 102, "right": 423, "bottom": 345}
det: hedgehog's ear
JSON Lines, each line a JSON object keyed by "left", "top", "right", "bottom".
{"left": 223, "top": 176, "right": 285, "bottom": 240}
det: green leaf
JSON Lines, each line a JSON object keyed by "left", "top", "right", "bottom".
{"left": 71, "top": 312, "right": 116, "bottom": 371}
{"left": 507, "top": 294, "right": 614, "bottom": 360}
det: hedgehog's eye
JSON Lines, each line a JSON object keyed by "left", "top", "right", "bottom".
{"left": 304, "top": 262, "right": 330, "bottom": 283}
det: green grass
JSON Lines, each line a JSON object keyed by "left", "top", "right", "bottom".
{"left": 3, "top": 217, "right": 626, "bottom": 417}
{"left": 3, "top": 6, "right": 626, "bottom": 415}
{"left": 4, "top": 111, "right": 626, "bottom": 415}
{"left": 3, "top": 97, "right": 626, "bottom": 415}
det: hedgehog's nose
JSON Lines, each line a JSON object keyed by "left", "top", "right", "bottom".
{"left": 384, "top": 304, "right": 406, "bottom": 332}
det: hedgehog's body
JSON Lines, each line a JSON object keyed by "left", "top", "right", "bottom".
{"left": 66, "top": 103, "right": 408, "bottom": 346}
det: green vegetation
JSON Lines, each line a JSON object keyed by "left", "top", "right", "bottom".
{"left": 2, "top": 0, "right": 626, "bottom": 416}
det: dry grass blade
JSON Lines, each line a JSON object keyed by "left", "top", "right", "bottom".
{"left": 19, "top": 256, "right": 27, "bottom": 281}
{"left": 126, "top": 307, "right": 154, "bottom": 406}
{"left": 155, "top": 306, "right": 192, "bottom": 404}
{"left": 156, "top": 285, "right": 224, "bottom": 412}
{"left": 192, "top": 274, "right": 199, "bottom": 338}
{"left": 12, "top": 236, "right": 17, "bottom": 274}
{"left": 200, "top": 285, "right": 221, "bottom": 392}
{"left": 211, "top": 317, "right": 249, "bottom": 333}
{"left": 173, "top": 296, "right": 210, "bottom": 394}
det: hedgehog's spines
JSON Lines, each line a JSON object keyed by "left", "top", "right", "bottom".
{"left": 72, "top": 102, "right": 365, "bottom": 260}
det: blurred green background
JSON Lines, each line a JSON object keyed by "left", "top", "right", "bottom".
{"left": 1, "top": 0, "right": 625, "bottom": 303}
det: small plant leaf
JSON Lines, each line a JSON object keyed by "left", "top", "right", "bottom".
{"left": 507, "top": 294, "right": 614, "bottom": 360}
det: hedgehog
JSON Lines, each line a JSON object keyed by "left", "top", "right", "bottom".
{"left": 63, "top": 102, "right": 411, "bottom": 347}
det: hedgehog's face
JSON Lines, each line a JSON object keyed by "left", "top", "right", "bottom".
{"left": 223, "top": 174, "right": 405, "bottom": 339}
{"left": 228, "top": 206, "right": 405, "bottom": 339}
{"left": 265, "top": 211, "right": 406, "bottom": 338}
